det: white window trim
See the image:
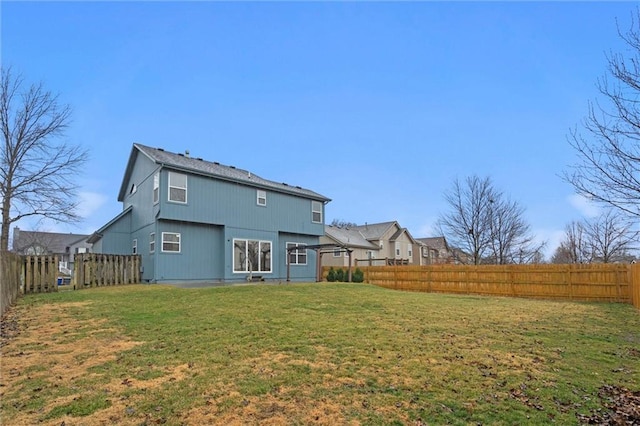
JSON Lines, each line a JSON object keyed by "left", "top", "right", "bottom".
{"left": 233, "top": 239, "right": 272, "bottom": 273}
{"left": 257, "top": 189, "right": 267, "bottom": 206}
{"left": 153, "top": 172, "right": 160, "bottom": 204}
{"left": 168, "top": 171, "right": 187, "bottom": 204}
{"left": 287, "top": 242, "right": 308, "bottom": 265}
{"left": 132, "top": 239, "right": 138, "bottom": 255}
{"left": 311, "top": 201, "right": 322, "bottom": 223}
{"left": 161, "top": 232, "right": 181, "bottom": 253}
{"left": 150, "top": 232, "right": 155, "bottom": 253}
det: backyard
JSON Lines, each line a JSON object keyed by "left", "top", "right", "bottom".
{"left": 0, "top": 283, "right": 638, "bottom": 425}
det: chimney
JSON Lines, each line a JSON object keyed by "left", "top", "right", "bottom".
{"left": 185, "top": 150, "right": 190, "bottom": 158}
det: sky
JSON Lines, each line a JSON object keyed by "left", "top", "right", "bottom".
{"left": 1, "top": 1, "right": 637, "bottom": 259}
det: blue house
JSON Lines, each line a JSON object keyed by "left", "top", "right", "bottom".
{"left": 88, "top": 144, "right": 331, "bottom": 283}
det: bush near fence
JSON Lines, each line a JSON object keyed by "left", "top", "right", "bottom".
{"left": 323, "top": 263, "right": 640, "bottom": 309}
{"left": 1, "top": 251, "right": 23, "bottom": 317}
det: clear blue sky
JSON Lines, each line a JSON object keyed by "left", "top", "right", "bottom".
{"left": 1, "top": 1, "right": 636, "bottom": 258}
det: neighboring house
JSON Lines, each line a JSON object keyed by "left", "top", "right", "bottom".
{"left": 320, "top": 221, "right": 421, "bottom": 268}
{"left": 12, "top": 227, "right": 92, "bottom": 274}
{"left": 416, "top": 236, "right": 471, "bottom": 264}
{"left": 88, "top": 143, "right": 331, "bottom": 283}
{"left": 416, "top": 236, "right": 454, "bottom": 264}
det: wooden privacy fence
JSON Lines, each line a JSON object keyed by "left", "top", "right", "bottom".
{"left": 323, "top": 263, "right": 640, "bottom": 308}
{"left": 1, "top": 254, "right": 141, "bottom": 314}
{"left": 1, "top": 251, "right": 23, "bottom": 317}
{"left": 72, "top": 253, "right": 141, "bottom": 289}
{"left": 23, "top": 255, "right": 60, "bottom": 294}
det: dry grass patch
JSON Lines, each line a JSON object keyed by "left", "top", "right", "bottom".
{"left": 1, "top": 283, "right": 638, "bottom": 425}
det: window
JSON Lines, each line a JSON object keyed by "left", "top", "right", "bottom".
{"left": 168, "top": 171, "right": 187, "bottom": 203}
{"left": 257, "top": 190, "right": 266, "bottom": 206}
{"left": 408, "top": 244, "right": 412, "bottom": 258}
{"left": 395, "top": 242, "right": 401, "bottom": 256}
{"left": 129, "top": 183, "right": 137, "bottom": 195}
{"left": 287, "top": 243, "right": 308, "bottom": 265}
{"left": 312, "top": 201, "right": 322, "bottom": 223}
{"left": 233, "top": 239, "right": 272, "bottom": 273}
{"left": 150, "top": 233, "right": 155, "bottom": 253}
{"left": 153, "top": 172, "right": 159, "bottom": 204}
{"left": 132, "top": 239, "right": 138, "bottom": 254}
{"left": 76, "top": 247, "right": 87, "bottom": 254}
{"left": 333, "top": 248, "right": 342, "bottom": 257}
{"left": 162, "top": 232, "right": 181, "bottom": 253}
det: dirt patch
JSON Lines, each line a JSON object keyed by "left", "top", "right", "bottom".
{"left": 0, "top": 302, "right": 150, "bottom": 425}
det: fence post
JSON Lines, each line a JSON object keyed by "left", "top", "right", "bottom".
{"left": 566, "top": 265, "right": 573, "bottom": 300}
{"left": 631, "top": 263, "right": 640, "bottom": 310}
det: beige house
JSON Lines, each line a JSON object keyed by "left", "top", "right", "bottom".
{"left": 12, "top": 227, "right": 92, "bottom": 274}
{"left": 320, "top": 221, "right": 422, "bottom": 268}
{"left": 415, "top": 236, "right": 470, "bottom": 264}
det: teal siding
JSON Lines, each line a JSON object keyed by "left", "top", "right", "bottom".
{"left": 154, "top": 220, "right": 224, "bottom": 282}
{"left": 98, "top": 210, "right": 132, "bottom": 254}
{"left": 122, "top": 154, "right": 159, "bottom": 233}
{"left": 158, "top": 172, "right": 325, "bottom": 236}
{"left": 95, "top": 147, "right": 327, "bottom": 284}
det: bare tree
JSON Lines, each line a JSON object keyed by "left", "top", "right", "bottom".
{"left": 551, "top": 212, "right": 637, "bottom": 264}
{"left": 550, "top": 221, "right": 591, "bottom": 264}
{"left": 437, "top": 175, "right": 543, "bottom": 265}
{"left": 584, "top": 210, "right": 638, "bottom": 263}
{"left": 564, "top": 10, "right": 640, "bottom": 219}
{"left": 487, "top": 196, "right": 546, "bottom": 264}
{"left": 0, "top": 67, "right": 88, "bottom": 251}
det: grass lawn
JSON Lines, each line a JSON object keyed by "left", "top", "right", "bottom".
{"left": 1, "top": 283, "right": 639, "bottom": 425}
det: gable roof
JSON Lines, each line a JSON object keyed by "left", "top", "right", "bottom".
{"left": 12, "top": 228, "right": 90, "bottom": 254}
{"left": 351, "top": 221, "right": 398, "bottom": 240}
{"left": 324, "top": 226, "right": 378, "bottom": 249}
{"left": 118, "top": 143, "right": 331, "bottom": 203}
{"left": 416, "top": 236, "right": 449, "bottom": 251}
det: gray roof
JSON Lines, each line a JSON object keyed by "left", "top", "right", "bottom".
{"left": 118, "top": 143, "right": 330, "bottom": 203}
{"left": 351, "top": 221, "right": 397, "bottom": 240}
{"left": 324, "top": 226, "right": 378, "bottom": 249}
{"left": 416, "top": 237, "right": 449, "bottom": 251}
{"left": 12, "top": 228, "right": 90, "bottom": 255}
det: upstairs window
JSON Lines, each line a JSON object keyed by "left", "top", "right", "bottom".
{"left": 257, "top": 190, "right": 267, "bottom": 206}
{"left": 408, "top": 244, "right": 412, "bottom": 258}
{"left": 149, "top": 233, "right": 155, "bottom": 253}
{"left": 395, "top": 242, "right": 401, "bottom": 257}
{"left": 312, "top": 201, "right": 322, "bottom": 223}
{"left": 168, "top": 172, "right": 187, "bottom": 203}
{"left": 132, "top": 239, "right": 138, "bottom": 255}
{"left": 287, "top": 243, "right": 307, "bottom": 265}
{"left": 153, "top": 172, "right": 159, "bottom": 204}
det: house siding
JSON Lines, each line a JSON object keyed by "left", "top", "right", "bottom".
{"left": 158, "top": 171, "right": 325, "bottom": 236}
{"left": 92, "top": 144, "right": 328, "bottom": 284}
{"left": 97, "top": 210, "right": 132, "bottom": 254}
{"left": 154, "top": 221, "right": 224, "bottom": 282}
